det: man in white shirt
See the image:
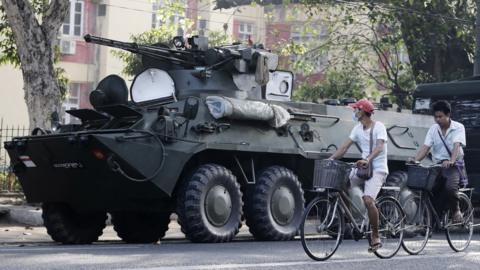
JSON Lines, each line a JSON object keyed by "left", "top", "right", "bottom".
{"left": 329, "top": 99, "right": 388, "bottom": 252}
{"left": 409, "top": 100, "right": 466, "bottom": 223}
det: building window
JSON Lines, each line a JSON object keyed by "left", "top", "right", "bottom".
{"left": 290, "top": 24, "right": 328, "bottom": 43}
{"left": 151, "top": 2, "right": 159, "bottom": 29}
{"left": 289, "top": 25, "right": 329, "bottom": 73}
{"left": 238, "top": 22, "right": 254, "bottom": 41}
{"left": 177, "top": 27, "right": 184, "bottom": 37}
{"left": 313, "top": 53, "right": 329, "bottom": 73}
{"left": 170, "top": 15, "right": 185, "bottom": 36}
{"left": 62, "top": 83, "right": 81, "bottom": 124}
{"left": 199, "top": 19, "right": 207, "bottom": 30}
{"left": 290, "top": 31, "right": 315, "bottom": 43}
{"left": 152, "top": 0, "right": 186, "bottom": 36}
{"left": 98, "top": 4, "right": 106, "bottom": 16}
{"left": 62, "top": 0, "right": 84, "bottom": 37}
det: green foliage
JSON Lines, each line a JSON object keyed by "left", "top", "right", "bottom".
{"left": 0, "top": 0, "right": 49, "bottom": 66}
{"left": 269, "top": 2, "right": 429, "bottom": 106}
{"left": 53, "top": 46, "right": 69, "bottom": 98}
{"left": 219, "top": 0, "right": 477, "bottom": 106}
{"left": 113, "top": 0, "right": 191, "bottom": 76}
{"left": 301, "top": 0, "right": 476, "bottom": 83}
{"left": 293, "top": 67, "right": 376, "bottom": 102}
{"left": 0, "top": 6, "right": 20, "bottom": 66}
{"left": 114, "top": 0, "right": 232, "bottom": 77}
{"left": 0, "top": 0, "right": 68, "bottom": 97}
{"left": 206, "top": 31, "right": 231, "bottom": 47}
{"left": 0, "top": 171, "right": 22, "bottom": 192}
{"left": 112, "top": 28, "right": 178, "bottom": 77}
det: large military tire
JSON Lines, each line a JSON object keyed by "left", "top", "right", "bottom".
{"left": 176, "top": 164, "right": 243, "bottom": 243}
{"left": 245, "top": 166, "right": 305, "bottom": 241}
{"left": 42, "top": 203, "right": 107, "bottom": 244}
{"left": 111, "top": 211, "right": 171, "bottom": 243}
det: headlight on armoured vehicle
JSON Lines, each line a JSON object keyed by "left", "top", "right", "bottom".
{"left": 265, "top": 71, "right": 293, "bottom": 101}
{"left": 131, "top": 68, "right": 176, "bottom": 103}
{"left": 279, "top": 80, "right": 289, "bottom": 94}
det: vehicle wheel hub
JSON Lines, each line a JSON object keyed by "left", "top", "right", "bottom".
{"left": 205, "top": 185, "right": 232, "bottom": 227}
{"left": 271, "top": 186, "right": 295, "bottom": 225}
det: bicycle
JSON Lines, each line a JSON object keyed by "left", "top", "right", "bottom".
{"left": 301, "top": 159, "right": 406, "bottom": 261}
{"left": 401, "top": 163, "right": 474, "bottom": 255}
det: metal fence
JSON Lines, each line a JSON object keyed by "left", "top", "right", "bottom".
{"left": 0, "top": 118, "right": 29, "bottom": 192}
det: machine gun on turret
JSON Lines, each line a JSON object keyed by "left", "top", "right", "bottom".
{"left": 84, "top": 34, "right": 198, "bottom": 66}
{"left": 84, "top": 34, "right": 278, "bottom": 79}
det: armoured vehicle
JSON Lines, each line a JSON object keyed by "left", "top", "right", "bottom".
{"left": 4, "top": 34, "right": 432, "bottom": 244}
{"left": 413, "top": 78, "right": 480, "bottom": 205}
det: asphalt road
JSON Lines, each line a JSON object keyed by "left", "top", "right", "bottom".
{"left": 0, "top": 232, "right": 479, "bottom": 270}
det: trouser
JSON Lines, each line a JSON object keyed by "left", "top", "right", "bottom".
{"left": 349, "top": 170, "right": 387, "bottom": 199}
{"left": 433, "top": 167, "right": 460, "bottom": 214}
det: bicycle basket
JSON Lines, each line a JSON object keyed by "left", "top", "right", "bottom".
{"left": 313, "top": 159, "right": 351, "bottom": 190}
{"left": 406, "top": 165, "right": 440, "bottom": 191}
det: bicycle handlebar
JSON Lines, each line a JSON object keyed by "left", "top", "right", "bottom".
{"left": 405, "top": 162, "right": 443, "bottom": 168}
{"left": 325, "top": 159, "right": 360, "bottom": 168}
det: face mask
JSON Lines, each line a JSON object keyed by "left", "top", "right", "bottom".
{"left": 352, "top": 112, "right": 359, "bottom": 122}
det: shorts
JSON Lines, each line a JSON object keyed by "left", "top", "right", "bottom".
{"left": 349, "top": 170, "right": 387, "bottom": 199}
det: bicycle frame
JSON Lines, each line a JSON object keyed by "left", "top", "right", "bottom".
{"left": 317, "top": 185, "right": 405, "bottom": 236}
{"left": 302, "top": 185, "right": 406, "bottom": 261}
{"left": 409, "top": 189, "right": 475, "bottom": 230}
{"left": 321, "top": 189, "right": 371, "bottom": 236}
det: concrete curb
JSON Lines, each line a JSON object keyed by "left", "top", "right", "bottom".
{"left": 0, "top": 193, "right": 25, "bottom": 206}
{"left": 0, "top": 205, "right": 43, "bottom": 226}
{"left": 0, "top": 205, "right": 179, "bottom": 227}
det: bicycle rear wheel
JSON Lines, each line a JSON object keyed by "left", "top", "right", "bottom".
{"left": 401, "top": 192, "right": 431, "bottom": 255}
{"left": 301, "top": 196, "right": 343, "bottom": 261}
{"left": 445, "top": 192, "right": 474, "bottom": 252}
{"left": 373, "top": 196, "right": 405, "bottom": 259}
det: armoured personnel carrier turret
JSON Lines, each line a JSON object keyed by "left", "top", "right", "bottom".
{"left": 4, "top": 34, "right": 432, "bottom": 244}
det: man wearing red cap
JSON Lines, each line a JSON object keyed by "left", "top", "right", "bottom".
{"left": 329, "top": 98, "right": 388, "bottom": 252}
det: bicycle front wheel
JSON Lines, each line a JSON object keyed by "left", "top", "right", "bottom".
{"left": 301, "top": 196, "right": 343, "bottom": 261}
{"left": 401, "top": 192, "right": 431, "bottom": 255}
{"left": 445, "top": 192, "right": 474, "bottom": 252}
{"left": 373, "top": 196, "right": 405, "bottom": 259}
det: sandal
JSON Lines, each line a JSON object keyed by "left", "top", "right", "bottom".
{"left": 368, "top": 242, "right": 382, "bottom": 253}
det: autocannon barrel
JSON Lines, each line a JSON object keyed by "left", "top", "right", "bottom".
{"left": 84, "top": 34, "right": 195, "bottom": 66}
{"left": 84, "top": 34, "right": 147, "bottom": 53}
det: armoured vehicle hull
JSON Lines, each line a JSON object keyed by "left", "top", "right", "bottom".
{"left": 4, "top": 35, "right": 433, "bottom": 244}
{"left": 6, "top": 101, "right": 432, "bottom": 204}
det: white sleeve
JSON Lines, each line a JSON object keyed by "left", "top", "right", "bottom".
{"left": 452, "top": 124, "right": 467, "bottom": 147}
{"left": 375, "top": 122, "right": 388, "bottom": 142}
{"left": 349, "top": 125, "right": 358, "bottom": 142}
{"left": 424, "top": 126, "right": 435, "bottom": 147}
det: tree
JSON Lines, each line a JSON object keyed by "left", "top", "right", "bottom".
{"left": 293, "top": 67, "right": 375, "bottom": 102}
{"left": 114, "top": 0, "right": 231, "bottom": 77}
{"left": 216, "top": 0, "right": 476, "bottom": 83}
{"left": 264, "top": 4, "right": 410, "bottom": 105}
{"left": 381, "top": 0, "right": 475, "bottom": 82}
{"left": 0, "top": 0, "right": 69, "bottom": 130}
{"left": 112, "top": 28, "right": 179, "bottom": 77}
{"left": 318, "top": 6, "right": 415, "bottom": 107}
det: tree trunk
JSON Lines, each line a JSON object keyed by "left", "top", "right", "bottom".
{"left": 475, "top": 0, "right": 480, "bottom": 76}
{"left": 397, "top": 1, "right": 473, "bottom": 83}
{"left": 23, "top": 50, "right": 63, "bottom": 131}
{"left": 1, "top": 0, "right": 69, "bottom": 130}
{"left": 433, "top": 46, "right": 443, "bottom": 81}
